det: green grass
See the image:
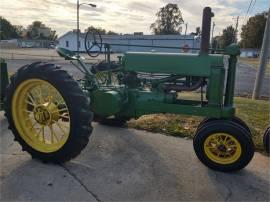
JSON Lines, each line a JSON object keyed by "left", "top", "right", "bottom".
{"left": 128, "top": 96, "right": 270, "bottom": 152}
{"left": 238, "top": 57, "right": 270, "bottom": 73}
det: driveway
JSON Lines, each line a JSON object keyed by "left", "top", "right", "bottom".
{"left": 0, "top": 112, "right": 269, "bottom": 201}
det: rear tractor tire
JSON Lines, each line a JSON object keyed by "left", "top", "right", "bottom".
{"left": 5, "top": 62, "right": 93, "bottom": 163}
{"left": 193, "top": 120, "right": 254, "bottom": 172}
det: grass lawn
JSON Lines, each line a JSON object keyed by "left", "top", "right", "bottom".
{"left": 238, "top": 57, "right": 270, "bottom": 73}
{"left": 128, "top": 96, "right": 270, "bottom": 152}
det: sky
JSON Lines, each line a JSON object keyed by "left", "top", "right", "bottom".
{"left": 0, "top": 0, "right": 269, "bottom": 38}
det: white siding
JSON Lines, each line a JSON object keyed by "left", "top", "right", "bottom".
{"left": 58, "top": 32, "right": 200, "bottom": 53}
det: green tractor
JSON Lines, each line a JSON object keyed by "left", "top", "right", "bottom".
{"left": 0, "top": 7, "right": 257, "bottom": 172}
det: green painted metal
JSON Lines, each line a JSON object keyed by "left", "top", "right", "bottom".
{"left": 0, "top": 61, "right": 9, "bottom": 110}
{"left": 91, "top": 88, "right": 124, "bottom": 117}
{"left": 207, "top": 66, "right": 225, "bottom": 106}
{"left": 135, "top": 101, "right": 235, "bottom": 118}
{"left": 110, "top": 89, "right": 235, "bottom": 119}
{"left": 80, "top": 44, "right": 241, "bottom": 120}
{"left": 224, "top": 44, "right": 241, "bottom": 107}
{"left": 122, "top": 52, "right": 224, "bottom": 77}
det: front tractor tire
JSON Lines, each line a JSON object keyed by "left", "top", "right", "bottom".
{"left": 5, "top": 62, "right": 93, "bottom": 163}
{"left": 193, "top": 120, "right": 254, "bottom": 172}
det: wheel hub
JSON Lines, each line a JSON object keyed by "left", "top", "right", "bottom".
{"left": 34, "top": 106, "right": 50, "bottom": 125}
{"left": 217, "top": 144, "right": 227, "bottom": 152}
{"left": 33, "top": 103, "right": 60, "bottom": 125}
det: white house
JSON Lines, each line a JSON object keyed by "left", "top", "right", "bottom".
{"left": 240, "top": 48, "right": 260, "bottom": 58}
{"left": 57, "top": 30, "right": 201, "bottom": 53}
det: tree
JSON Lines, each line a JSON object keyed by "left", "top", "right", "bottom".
{"left": 191, "top": 27, "right": 201, "bottom": 36}
{"left": 107, "top": 30, "right": 118, "bottom": 35}
{"left": 211, "top": 35, "right": 222, "bottom": 49}
{"left": 150, "top": 3, "right": 184, "bottom": 35}
{"left": 0, "top": 16, "right": 19, "bottom": 40}
{"left": 14, "top": 25, "right": 26, "bottom": 38}
{"left": 219, "top": 26, "right": 235, "bottom": 48}
{"left": 26, "top": 21, "right": 57, "bottom": 40}
{"left": 85, "top": 26, "right": 118, "bottom": 35}
{"left": 240, "top": 12, "right": 267, "bottom": 48}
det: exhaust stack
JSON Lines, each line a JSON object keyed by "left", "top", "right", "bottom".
{"left": 200, "top": 7, "right": 214, "bottom": 54}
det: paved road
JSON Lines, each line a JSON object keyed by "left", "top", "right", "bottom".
{"left": 4, "top": 58, "right": 270, "bottom": 97}
{"left": 0, "top": 112, "right": 269, "bottom": 201}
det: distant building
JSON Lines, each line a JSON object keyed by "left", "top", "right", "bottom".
{"left": 0, "top": 39, "right": 19, "bottom": 49}
{"left": 18, "top": 39, "right": 55, "bottom": 48}
{"left": 57, "top": 30, "right": 201, "bottom": 53}
{"left": 0, "top": 39, "right": 55, "bottom": 49}
{"left": 240, "top": 48, "right": 260, "bottom": 58}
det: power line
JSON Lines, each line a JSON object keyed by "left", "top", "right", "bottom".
{"left": 250, "top": 0, "right": 257, "bottom": 15}
{"left": 243, "top": 0, "right": 253, "bottom": 24}
{"left": 233, "top": 16, "right": 244, "bottom": 39}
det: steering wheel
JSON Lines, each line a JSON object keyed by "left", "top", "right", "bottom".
{"left": 84, "top": 29, "right": 103, "bottom": 58}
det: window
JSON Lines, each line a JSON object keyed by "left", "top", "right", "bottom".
{"left": 66, "top": 41, "right": 69, "bottom": 47}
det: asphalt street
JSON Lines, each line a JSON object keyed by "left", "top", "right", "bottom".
{"left": 0, "top": 112, "right": 269, "bottom": 201}
{"left": 4, "top": 58, "right": 270, "bottom": 97}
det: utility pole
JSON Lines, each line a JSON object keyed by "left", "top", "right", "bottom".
{"left": 77, "top": 0, "right": 80, "bottom": 55}
{"left": 234, "top": 16, "right": 239, "bottom": 43}
{"left": 211, "top": 21, "right": 215, "bottom": 47}
{"left": 184, "top": 23, "right": 188, "bottom": 45}
{"left": 76, "top": 1, "right": 96, "bottom": 55}
{"left": 252, "top": 8, "right": 270, "bottom": 99}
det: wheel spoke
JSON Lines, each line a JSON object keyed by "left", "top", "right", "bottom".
{"left": 35, "top": 127, "right": 42, "bottom": 137}
{"left": 27, "top": 93, "right": 37, "bottom": 105}
{"left": 32, "top": 88, "right": 42, "bottom": 104}
{"left": 51, "top": 107, "right": 68, "bottom": 114}
{"left": 34, "top": 85, "right": 44, "bottom": 103}
{"left": 25, "top": 100, "right": 35, "bottom": 107}
{"left": 206, "top": 144, "right": 216, "bottom": 149}
{"left": 59, "top": 115, "right": 70, "bottom": 120}
{"left": 56, "top": 122, "right": 68, "bottom": 136}
{"left": 25, "top": 116, "right": 35, "bottom": 122}
{"left": 217, "top": 151, "right": 224, "bottom": 157}
{"left": 49, "top": 125, "right": 59, "bottom": 143}
{"left": 218, "top": 135, "right": 224, "bottom": 144}
{"left": 24, "top": 109, "right": 33, "bottom": 113}
{"left": 30, "top": 121, "right": 38, "bottom": 130}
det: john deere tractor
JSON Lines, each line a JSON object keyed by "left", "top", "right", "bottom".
{"left": 0, "top": 7, "right": 259, "bottom": 172}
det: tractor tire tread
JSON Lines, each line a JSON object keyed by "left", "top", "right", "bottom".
{"left": 4, "top": 62, "right": 93, "bottom": 163}
{"left": 193, "top": 120, "right": 254, "bottom": 172}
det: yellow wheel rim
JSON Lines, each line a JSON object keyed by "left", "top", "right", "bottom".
{"left": 12, "top": 79, "right": 70, "bottom": 153}
{"left": 204, "top": 133, "right": 242, "bottom": 164}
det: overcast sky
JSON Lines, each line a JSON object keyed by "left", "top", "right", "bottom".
{"left": 0, "top": 0, "right": 269, "bottom": 37}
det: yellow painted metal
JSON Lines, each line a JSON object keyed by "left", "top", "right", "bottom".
{"left": 12, "top": 79, "right": 70, "bottom": 153}
{"left": 204, "top": 133, "right": 242, "bottom": 164}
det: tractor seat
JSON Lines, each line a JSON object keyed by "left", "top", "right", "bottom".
{"left": 56, "top": 47, "right": 84, "bottom": 60}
